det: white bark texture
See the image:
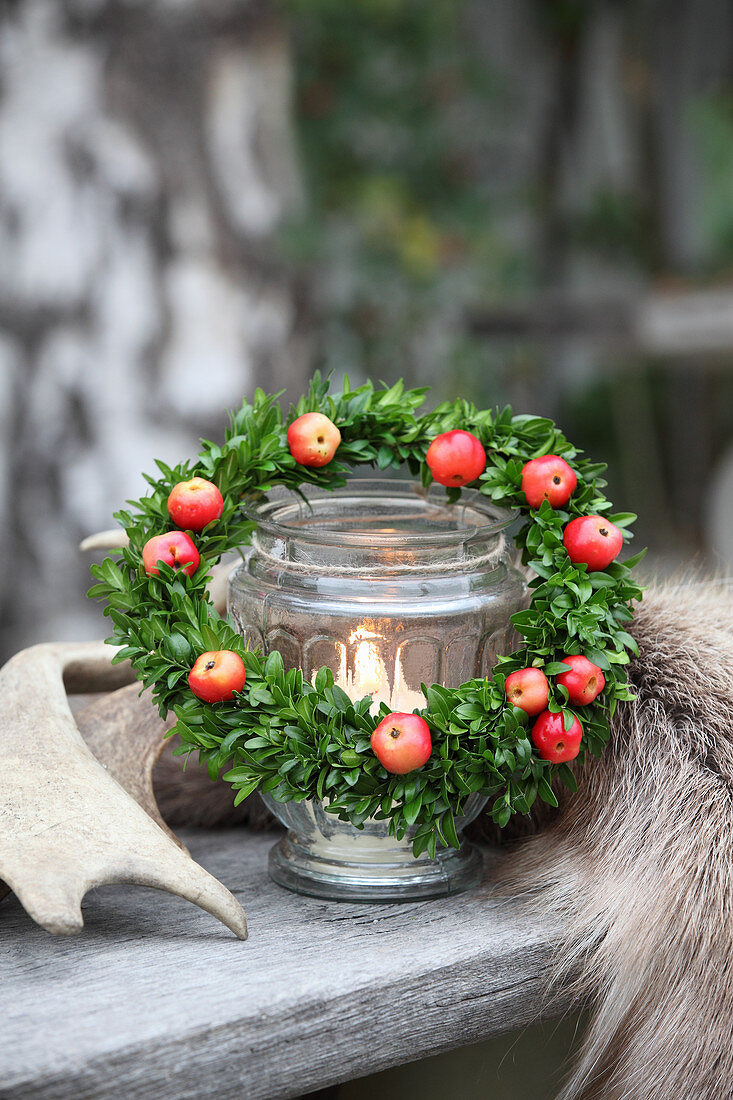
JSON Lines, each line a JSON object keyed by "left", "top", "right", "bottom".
{"left": 0, "top": 0, "right": 305, "bottom": 660}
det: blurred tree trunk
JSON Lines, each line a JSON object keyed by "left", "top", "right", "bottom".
{"left": 0, "top": 0, "right": 307, "bottom": 659}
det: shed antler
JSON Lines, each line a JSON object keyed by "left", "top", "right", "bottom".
{"left": 0, "top": 642, "right": 247, "bottom": 939}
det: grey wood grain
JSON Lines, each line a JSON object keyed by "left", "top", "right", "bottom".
{"left": 0, "top": 828, "right": 570, "bottom": 1100}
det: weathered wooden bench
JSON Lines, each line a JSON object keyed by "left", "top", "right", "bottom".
{"left": 1, "top": 828, "right": 568, "bottom": 1100}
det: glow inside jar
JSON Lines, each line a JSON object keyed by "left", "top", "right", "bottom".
{"left": 228, "top": 480, "right": 527, "bottom": 712}
{"left": 226, "top": 480, "right": 529, "bottom": 902}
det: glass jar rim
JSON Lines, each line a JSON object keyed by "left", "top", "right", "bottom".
{"left": 242, "top": 479, "right": 518, "bottom": 550}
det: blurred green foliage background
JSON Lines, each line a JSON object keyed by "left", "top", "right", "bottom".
{"left": 279, "top": 0, "right": 733, "bottom": 567}
{"left": 281, "top": 0, "right": 532, "bottom": 400}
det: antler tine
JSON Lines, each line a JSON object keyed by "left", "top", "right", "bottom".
{"left": 79, "top": 529, "right": 129, "bottom": 552}
{"left": 0, "top": 642, "right": 248, "bottom": 939}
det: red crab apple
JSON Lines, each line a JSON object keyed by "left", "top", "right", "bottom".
{"left": 531, "top": 710, "right": 583, "bottom": 764}
{"left": 188, "top": 650, "right": 247, "bottom": 703}
{"left": 371, "top": 712, "right": 432, "bottom": 775}
{"left": 426, "top": 430, "right": 486, "bottom": 488}
{"left": 167, "top": 477, "right": 224, "bottom": 532}
{"left": 504, "top": 667, "right": 549, "bottom": 716}
{"left": 287, "top": 412, "right": 341, "bottom": 467}
{"left": 142, "top": 531, "right": 199, "bottom": 578}
{"left": 556, "top": 654, "right": 605, "bottom": 706}
{"left": 521, "top": 454, "right": 577, "bottom": 509}
{"left": 563, "top": 515, "right": 623, "bottom": 570}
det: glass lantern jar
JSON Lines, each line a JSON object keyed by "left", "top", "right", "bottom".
{"left": 228, "top": 479, "right": 527, "bottom": 902}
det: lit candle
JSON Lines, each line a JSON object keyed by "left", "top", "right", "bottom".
{"left": 330, "top": 621, "right": 425, "bottom": 712}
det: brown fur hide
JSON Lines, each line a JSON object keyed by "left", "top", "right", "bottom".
{"left": 499, "top": 579, "right": 733, "bottom": 1100}
{"left": 126, "top": 579, "right": 733, "bottom": 1099}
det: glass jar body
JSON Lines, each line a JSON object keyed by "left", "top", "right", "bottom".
{"left": 228, "top": 480, "right": 527, "bottom": 901}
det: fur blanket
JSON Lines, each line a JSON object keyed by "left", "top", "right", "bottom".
{"left": 501, "top": 579, "right": 733, "bottom": 1100}
{"left": 152, "top": 579, "right": 733, "bottom": 1100}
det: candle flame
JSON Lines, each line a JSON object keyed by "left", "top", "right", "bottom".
{"left": 327, "top": 620, "right": 426, "bottom": 712}
{"left": 352, "top": 637, "right": 387, "bottom": 698}
{"left": 348, "top": 625, "right": 383, "bottom": 644}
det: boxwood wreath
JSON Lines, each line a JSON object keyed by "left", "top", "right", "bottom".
{"left": 89, "top": 375, "right": 644, "bottom": 858}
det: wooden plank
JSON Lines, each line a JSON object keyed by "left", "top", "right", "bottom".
{"left": 468, "top": 287, "right": 733, "bottom": 357}
{"left": 0, "top": 828, "right": 569, "bottom": 1100}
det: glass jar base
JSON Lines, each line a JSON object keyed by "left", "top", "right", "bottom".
{"left": 266, "top": 833, "right": 485, "bottom": 902}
